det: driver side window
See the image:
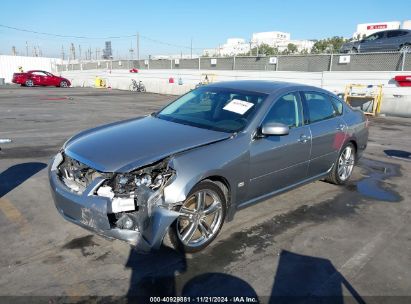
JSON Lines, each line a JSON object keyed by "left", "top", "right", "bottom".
{"left": 365, "top": 32, "right": 384, "bottom": 41}
{"left": 264, "top": 92, "right": 303, "bottom": 128}
{"left": 32, "top": 71, "right": 46, "bottom": 76}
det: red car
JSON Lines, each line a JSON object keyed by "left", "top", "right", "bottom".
{"left": 12, "top": 70, "right": 71, "bottom": 88}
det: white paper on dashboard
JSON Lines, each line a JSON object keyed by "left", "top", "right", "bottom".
{"left": 223, "top": 99, "right": 254, "bottom": 115}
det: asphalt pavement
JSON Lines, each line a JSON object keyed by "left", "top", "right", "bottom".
{"left": 0, "top": 86, "right": 410, "bottom": 303}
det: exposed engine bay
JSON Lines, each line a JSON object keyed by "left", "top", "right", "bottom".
{"left": 57, "top": 153, "right": 177, "bottom": 235}
{"left": 58, "top": 155, "right": 110, "bottom": 193}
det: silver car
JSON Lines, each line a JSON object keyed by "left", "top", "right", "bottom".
{"left": 340, "top": 29, "right": 411, "bottom": 53}
{"left": 49, "top": 81, "right": 368, "bottom": 252}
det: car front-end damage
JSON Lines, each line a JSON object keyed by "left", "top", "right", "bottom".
{"left": 49, "top": 152, "right": 182, "bottom": 252}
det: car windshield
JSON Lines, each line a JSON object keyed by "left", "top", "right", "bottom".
{"left": 156, "top": 87, "right": 268, "bottom": 133}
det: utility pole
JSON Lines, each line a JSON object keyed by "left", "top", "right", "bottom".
{"left": 190, "top": 37, "right": 193, "bottom": 59}
{"left": 70, "top": 43, "right": 76, "bottom": 60}
{"left": 79, "top": 45, "right": 82, "bottom": 61}
{"left": 129, "top": 44, "right": 134, "bottom": 69}
{"left": 61, "top": 45, "right": 65, "bottom": 61}
{"left": 136, "top": 32, "right": 140, "bottom": 61}
{"left": 26, "top": 41, "right": 28, "bottom": 56}
{"left": 11, "top": 46, "right": 16, "bottom": 56}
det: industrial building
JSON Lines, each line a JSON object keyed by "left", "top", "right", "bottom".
{"left": 203, "top": 31, "right": 314, "bottom": 56}
{"left": 353, "top": 20, "right": 411, "bottom": 39}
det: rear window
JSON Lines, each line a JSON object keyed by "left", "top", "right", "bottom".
{"left": 330, "top": 96, "right": 344, "bottom": 115}
{"left": 304, "top": 92, "right": 336, "bottom": 123}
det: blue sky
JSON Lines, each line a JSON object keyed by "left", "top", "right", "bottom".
{"left": 0, "top": 0, "right": 409, "bottom": 58}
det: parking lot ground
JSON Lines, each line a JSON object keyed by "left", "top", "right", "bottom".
{"left": 0, "top": 86, "right": 411, "bottom": 302}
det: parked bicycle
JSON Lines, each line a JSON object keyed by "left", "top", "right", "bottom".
{"left": 129, "top": 79, "right": 146, "bottom": 92}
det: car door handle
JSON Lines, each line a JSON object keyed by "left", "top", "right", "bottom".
{"left": 336, "top": 124, "right": 346, "bottom": 131}
{"left": 298, "top": 135, "right": 311, "bottom": 143}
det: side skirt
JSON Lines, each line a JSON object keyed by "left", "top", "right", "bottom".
{"left": 236, "top": 166, "right": 333, "bottom": 210}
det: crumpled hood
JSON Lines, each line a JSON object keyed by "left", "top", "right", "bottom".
{"left": 64, "top": 116, "right": 230, "bottom": 173}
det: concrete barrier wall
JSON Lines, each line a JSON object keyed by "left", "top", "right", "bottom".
{"left": 0, "top": 55, "right": 62, "bottom": 83}
{"left": 60, "top": 69, "right": 411, "bottom": 117}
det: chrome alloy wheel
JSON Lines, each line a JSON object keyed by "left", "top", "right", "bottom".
{"left": 338, "top": 146, "right": 355, "bottom": 181}
{"left": 177, "top": 189, "right": 223, "bottom": 248}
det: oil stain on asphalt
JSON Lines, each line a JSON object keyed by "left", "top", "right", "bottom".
{"left": 62, "top": 235, "right": 99, "bottom": 257}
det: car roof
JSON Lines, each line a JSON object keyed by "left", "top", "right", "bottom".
{"left": 27, "top": 70, "right": 47, "bottom": 73}
{"left": 205, "top": 80, "right": 318, "bottom": 94}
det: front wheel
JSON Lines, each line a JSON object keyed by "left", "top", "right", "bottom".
{"left": 60, "top": 81, "right": 68, "bottom": 88}
{"left": 25, "top": 79, "right": 34, "bottom": 87}
{"left": 326, "top": 143, "right": 356, "bottom": 185}
{"left": 348, "top": 48, "right": 358, "bottom": 54}
{"left": 168, "top": 181, "right": 226, "bottom": 253}
{"left": 138, "top": 85, "right": 146, "bottom": 92}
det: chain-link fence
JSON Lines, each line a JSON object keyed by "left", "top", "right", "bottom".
{"left": 57, "top": 51, "right": 411, "bottom": 72}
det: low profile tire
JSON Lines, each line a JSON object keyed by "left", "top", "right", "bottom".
{"left": 60, "top": 81, "right": 68, "bottom": 88}
{"left": 139, "top": 85, "right": 146, "bottom": 93}
{"left": 25, "top": 80, "right": 34, "bottom": 87}
{"left": 167, "top": 181, "right": 226, "bottom": 253}
{"left": 326, "top": 143, "right": 356, "bottom": 185}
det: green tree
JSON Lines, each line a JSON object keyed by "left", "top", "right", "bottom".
{"left": 257, "top": 43, "right": 279, "bottom": 56}
{"left": 286, "top": 43, "right": 298, "bottom": 54}
{"left": 237, "top": 43, "right": 279, "bottom": 56}
{"left": 311, "top": 36, "right": 348, "bottom": 53}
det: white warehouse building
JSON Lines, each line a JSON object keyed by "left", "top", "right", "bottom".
{"left": 353, "top": 20, "right": 411, "bottom": 39}
{"left": 251, "top": 31, "right": 290, "bottom": 45}
{"left": 252, "top": 31, "right": 314, "bottom": 53}
{"left": 203, "top": 31, "right": 314, "bottom": 56}
{"left": 203, "top": 38, "right": 250, "bottom": 57}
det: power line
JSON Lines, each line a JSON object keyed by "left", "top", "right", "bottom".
{"left": 0, "top": 24, "right": 207, "bottom": 50}
{"left": 139, "top": 34, "right": 203, "bottom": 50}
{"left": 0, "top": 24, "right": 135, "bottom": 39}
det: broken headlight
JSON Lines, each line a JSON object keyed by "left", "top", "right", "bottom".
{"left": 111, "top": 162, "right": 174, "bottom": 195}
{"left": 96, "top": 159, "right": 175, "bottom": 231}
{"left": 96, "top": 159, "right": 175, "bottom": 213}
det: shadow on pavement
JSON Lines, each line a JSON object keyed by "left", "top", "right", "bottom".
{"left": 0, "top": 162, "right": 47, "bottom": 197}
{"left": 270, "top": 250, "right": 365, "bottom": 304}
{"left": 126, "top": 246, "right": 187, "bottom": 298}
{"left": 125, "top": 245, "right": 365, "bottom": 303}
{"left": 384, "top": 149, "right": 411, "bottom": 161}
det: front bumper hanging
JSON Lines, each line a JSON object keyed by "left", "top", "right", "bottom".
{"left": 48, "top": 153, "right": 181, "bottom": 251}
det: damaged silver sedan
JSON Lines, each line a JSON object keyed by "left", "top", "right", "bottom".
{"left": 49, "top": 81, "right": 368, "bottom": 252}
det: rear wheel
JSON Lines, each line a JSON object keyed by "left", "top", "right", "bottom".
{"left": 168, "top": 181, "right": 226, "bottom": 253}
{"left": 348, "top": 48, "right": 358, "bottom": 54}
{"left": 400, "top": 44, "right": 411, "bottom": 53}
{"left": 25, "top": 79, "right": 34, "bottom": 87}
{"left": 326, "top": 143, "right": 356, "bottom": 185}
{"left": 60, "top": 81, "right": 68, "bottom": 87}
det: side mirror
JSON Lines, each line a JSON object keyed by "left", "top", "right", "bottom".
{"left": 261, "top": 122, "right": 289, "bottom": 136}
